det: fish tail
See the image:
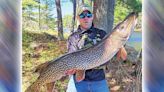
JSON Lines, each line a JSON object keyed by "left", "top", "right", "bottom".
{"left": 25, "top": 81, "right": 41, "bottom": 92}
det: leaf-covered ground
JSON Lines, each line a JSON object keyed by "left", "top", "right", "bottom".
{"left": 22, "top": 30, "right": 68, "bottom": 92}
{"left": 22, "top": 31, "right": 141, "bottom": 92}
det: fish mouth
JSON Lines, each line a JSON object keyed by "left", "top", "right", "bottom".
{"left": 114, "top": 12, "right": 138, "bottom": 33}
{"left": 123, "top": 12, "right": 138, "bottom": 26}
{"left": 111, "top": 12, "right": 138, "bottom": 41}
{"left": 124, "top": 12, "right": 138, "bottom": 21}
{"left": 124, "top": 13, "right": 138, "bottom": 32}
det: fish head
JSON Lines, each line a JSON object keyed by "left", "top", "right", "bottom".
{"left": 114, "top": 12, "right": 138, "bottom": 39}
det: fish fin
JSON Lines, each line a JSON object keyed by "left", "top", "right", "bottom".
{"left": 35, "top": 62, "right": 50, "bottom": 73}
{"left": 75, "top": 70, "right": 85, "bottom": 82}
{"left": 46, "top": 82, "right": 55, "bottom": 92}
{"left": 25, "top": 79, "right": 41, "bottom": 92}
{"left": 117, "top": 49, "right": 121, "bottom": 61}
{"left": 120, "top": 47, "right": 127, "bottom": 60}
{"left": 117, "top": 47, "right": 127, "bottom": 61}
{"left": 60, "top": 76, "right": 68, "bottom": 81}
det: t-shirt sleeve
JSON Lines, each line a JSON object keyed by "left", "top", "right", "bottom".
{"left": 67, "top": 34, "right": 78, "bottom": 53}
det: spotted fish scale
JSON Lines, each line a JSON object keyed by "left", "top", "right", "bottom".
{"left": 25, "top": 12, "right": 138, "bottom": 92}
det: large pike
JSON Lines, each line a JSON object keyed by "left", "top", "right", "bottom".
{"left": 25, "top": 12, "right": 138, "bottom": 92}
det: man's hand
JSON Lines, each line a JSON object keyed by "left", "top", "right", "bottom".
{"left": 65, "top": 69, "right": 77, "bottom": 75}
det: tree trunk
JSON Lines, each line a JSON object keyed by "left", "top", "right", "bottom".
{"left": 55, "top": 0, "right": 64, "bottom": 40}
{"left": 76, "top": 0, "right": 80, "bottom": 6}
{"left": 89, "top": 0, "right": 93, "bottom": 7}
{"left": 93, "top": 0, "right": 115, "bottom": 34}
{"left": 70, "top": 0, "right": 76, "bottom": 33}
{"left": 81, "top": 0, "right": 84, "bottom": 4}
{"left": 38, "top": 0, "right": 41, "bottom": 30}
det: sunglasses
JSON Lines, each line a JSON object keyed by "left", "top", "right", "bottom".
{"left": 79, "top": 12, "right": 92, "bottom": 19}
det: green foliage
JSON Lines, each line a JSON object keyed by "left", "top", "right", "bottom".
{"left": 47, "top": 17, "right": 56, "bottom": 29}
{"left": 118, "top": 0, "right": 142, "bottom": 13}
{"left": 114, "top": 0, "right": 142, "bottom": 26}
{"left": 22, "top": 0, "right": 57, "bottom": 31}
{"left": 127, "top": 0, "right": 142, "bottom": 13}
{"left": 63, "top": 15, "right": 73, "bottom": 28}
{"left": 22, "top": 0, "right": 39, "bottom": 10}
{"left": 84, "top": 0, "right": 93, "bottom": 6}
{"left": 114, "top": 0, "right": 129, "bottom": 25}
{"left": 22, "top": 18, "right": 39, "bottom": 31}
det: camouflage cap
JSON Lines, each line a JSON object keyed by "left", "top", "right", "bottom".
{"left": 77, "top": 4, "right": 93, "bottom": 16}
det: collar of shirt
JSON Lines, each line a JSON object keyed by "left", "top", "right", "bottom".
{"left": 77, "top": 24, "right": 97, "bottom": 39}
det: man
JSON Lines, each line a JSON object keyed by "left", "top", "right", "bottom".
{"left": 66, "top": 4, "right": 127, "bottom": 92}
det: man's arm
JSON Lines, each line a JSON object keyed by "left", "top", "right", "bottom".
{"left": 67, "top": 34, "right": 78, "bottom": 53}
